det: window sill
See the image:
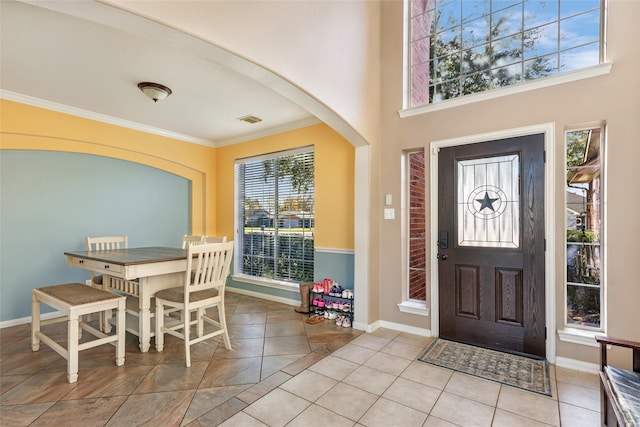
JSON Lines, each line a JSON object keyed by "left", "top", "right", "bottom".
{"left": 397, "top": 301, "right": 429, "bottom": 317}
{"left": 557, "top": 327, "right": 601, "bottom": 348}
{"left": 231, "top": 274, "right": 299, "bottom": 292}
{"left": 398, "top": 63, "right": 613, "bottom": 118}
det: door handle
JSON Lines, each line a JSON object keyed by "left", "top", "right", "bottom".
{"left": 437, "top": 253, "right": 448, "bottom": 261}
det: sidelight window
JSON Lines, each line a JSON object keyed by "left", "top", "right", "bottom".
{"left": 407, "top": 149, "right": 427, "bottom": 301}
{"left": 565, "top": 127, "right": 603, "bottom": 329}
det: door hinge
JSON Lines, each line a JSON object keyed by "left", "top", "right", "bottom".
{"left": 543, "top": 150, "right": 546, "bottom": 163}
{"left": 545, "top": 327, "right": 547, "bottom": 339}
{"left": 544, "top": 238, "right": 547, "bottom": 251}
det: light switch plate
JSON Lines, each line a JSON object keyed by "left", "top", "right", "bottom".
{"left": 384, "top": 208, "right": 395, "bottom": 219}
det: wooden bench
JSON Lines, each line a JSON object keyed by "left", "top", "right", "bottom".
{"left": 31, "top": 283, "right": 126, "bottom": 383}
{"left": 596, "top": 336, "right": 640, "bottom": 427}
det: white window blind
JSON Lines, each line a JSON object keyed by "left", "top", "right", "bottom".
{"left": 236, "top": 147, "right": 315, "bottom": 283}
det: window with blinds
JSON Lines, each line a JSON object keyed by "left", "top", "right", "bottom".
{"left": 235, "top": 147, "right": 315, "bottom": 284}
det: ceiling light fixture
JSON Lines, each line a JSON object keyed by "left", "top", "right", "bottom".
{"left": 137, "top": 82, "right": 172, "bottom": 102}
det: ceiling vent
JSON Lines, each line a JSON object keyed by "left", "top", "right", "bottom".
{"left": 238, "top": 114, "right": 262, "bottom": 124}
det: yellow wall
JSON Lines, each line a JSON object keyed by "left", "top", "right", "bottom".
{"left": 1, "top": 100, "right": 355, "bottom": 250}
{"left": 1, "top": 99, "right": 215, "bottom": 234}
{"left": 216, "top": 123, "right": 355, "bottom": 250}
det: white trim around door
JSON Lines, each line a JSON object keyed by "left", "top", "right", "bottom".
{"left": 429, "top": 123, "right": 556, "bottom": 363}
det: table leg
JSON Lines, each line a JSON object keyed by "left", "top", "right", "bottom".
{"left": 115, "top": 300, "right": 125, "bottom": 366}
{"left": 138, "top": 278, "right": 151, "bottom": 352}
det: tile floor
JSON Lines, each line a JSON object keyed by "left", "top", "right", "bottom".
{"left": 0, "top": 292, "right": 601, "bottom": 426}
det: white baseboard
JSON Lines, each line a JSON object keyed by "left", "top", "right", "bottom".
{"left": 364, "top": 319, "right": 433, "bottom": 337}
{"left": 0, "top": 311, "right": 63, "bottom": 329}
{"left": 226, "top": 286, "right": 299, "bottom": 307}
{"left": 554, "top": 356, "right": 600, "bottom": 373}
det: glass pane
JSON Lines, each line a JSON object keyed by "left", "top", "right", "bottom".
{"left": 524, "top": 53, "right": 558, "bottom": 80}
{"left": 492, "top": 62, "right": 522, "bottom": 87}
{"left": 560, "top": 0, "right": 599, "bottom": 19}
{"left": 524, "top": 0, "right": 559, "bottom": 29}
{"left": 560, "top": 10, "right": 600, "bottom": 51}
{"left": 462, "top": 0, "right": 490, "bottom": 23}
{"left": 567, "top": 284, "right": 600, "bottom": 327}
{"left": 412, "top": 37, "right": 431, "bottom": 66}
{"left": 436, "top": 0, "right": 462, "bottom": 32}
{"left": 560, "top": 42, "right": 599, "bottom": 73}
{"left": 565, "top": 127, "right": 602, "bottom": 329}
{"left": 524, "top": 22, "right": 558, "bottom": 59}
{"left": 408, "top": 150, "right": 427, "bottom": 302}
{"left": 462, "top": 17, "right": 490, "bottom": 49}
{"left": 492, "top": 3, "right": 523, "bottom": 38}
{"left": 457, "top": 154, "right": 520, "bottom": 248}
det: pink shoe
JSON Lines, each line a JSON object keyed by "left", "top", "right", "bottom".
{"left": 342, "top": 317, "right": 351, "bottom": 327}
{"left": 318, "top": 299, "right": 325, "bottom": 308}
{"left": 336, "top": 316, "right": 344, "bottom": 326}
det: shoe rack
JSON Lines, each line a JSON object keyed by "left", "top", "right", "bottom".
{"left": 308, "top": 279, "right": 353, "bottom": 327}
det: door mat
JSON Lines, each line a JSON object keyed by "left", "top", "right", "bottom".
{"left": 418, "top": 338, "right": 551, "bottom": 396}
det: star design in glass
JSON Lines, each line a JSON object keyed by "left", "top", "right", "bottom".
{"left": 475, "top": 191, "right": 499, "bottom": 212}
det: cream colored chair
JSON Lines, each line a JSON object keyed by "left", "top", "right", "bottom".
{"left": 155, "top": 241, "right": 234, "bottom": 367}
{"left": 204, "top": 236, "right": 227, "bottom": 243}
{"left": 32, "top": 282, "right": 126, "bottom": 383}
{"left": 85, "top": 235, "right": 128, "bottom": 331}
{"left": 181, "top": 234, "right": 206, "bottom": 249}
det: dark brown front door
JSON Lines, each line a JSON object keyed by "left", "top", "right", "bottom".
{"left": 438, "top": 134, "right": 546, "bottom": 358}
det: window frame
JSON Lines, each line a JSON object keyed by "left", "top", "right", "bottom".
{"left": 404, "top": 0, "right": 607, "bottom": 110}
{"left": 398, "top": 149, "right": 429, "bottom": 316}
{"left": 233, "top": 146, "right": 315, "bottom": 289}
{"left": 563, "top": 124, "right": 606, "bottom": 335}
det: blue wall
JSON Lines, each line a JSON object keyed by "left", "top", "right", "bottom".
{"left": 0, "top": 150, "right": 190, "bottom": 321}
{"left": 227, "top": 248, "right": 354, "bottom": 301}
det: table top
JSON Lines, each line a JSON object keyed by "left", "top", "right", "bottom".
{"left": 64, "top": 246, "right": 188, "bottom": 266}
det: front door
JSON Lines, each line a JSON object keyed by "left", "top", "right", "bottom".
{"left": 437, "top": 134, "right": 546, "bottom": 357}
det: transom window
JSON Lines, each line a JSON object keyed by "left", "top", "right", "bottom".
{"left": 235, "top": 147, "right": 315, "bottom": 284}
{"left": 565, "top": 126, "right": 603, "bottom": 329}
{"left": 408, "top": 0, "right": 604, "bottom": 107}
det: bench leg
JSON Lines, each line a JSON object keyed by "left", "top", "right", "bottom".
{"left": 67, "top": 315, "right": 79, "bottom": 383}
{"left": 31, "top": 295, "right": 40, "bottom": 352}
{"left": 115, "top": 304, "right": 125, "bottom": 366}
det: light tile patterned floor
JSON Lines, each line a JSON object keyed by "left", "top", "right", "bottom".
{"left": 0, "top": 293, "right": 601, "bottom": 426}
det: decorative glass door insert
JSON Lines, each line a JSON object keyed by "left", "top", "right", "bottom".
{"left": 457, "top": 154, "right": 520, "bottom": 248}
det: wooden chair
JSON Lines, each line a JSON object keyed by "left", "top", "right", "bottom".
{"left": 32, "top": 283, "right": 125, "bottom": 383}
{"left": 155, "top": 241, "right": 234, "bottom": 367}
{"left": 596, "top": 335, "right": 640, "bottom": 427}
{"left": 85, "top": 235, "right": 128, "bottom": 331}
{"left": 181, "top": 234, "right": 206, "bottom": 249}
{"left": 204, "top": 235, "right": 227, "bottom": 243}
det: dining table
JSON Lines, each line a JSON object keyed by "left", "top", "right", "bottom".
{"left": 64, "top": 246, "right": 189, "bottom": 352}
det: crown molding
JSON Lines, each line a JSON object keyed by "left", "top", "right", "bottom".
{"left": 1, "top": 90, "right": 216, "bottom": 147}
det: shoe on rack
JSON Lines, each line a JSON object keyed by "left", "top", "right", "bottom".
{"left": 343, "top": 303, "right": 351, "bottom": 312}
{"left": 318, "top": 299, "right": 325, "bottom": 308}
{"left": 328, "top": 310, "right": 338, "bottom": 320}
{"left": 342, "top": 317, "right": 351, "bottom": 327}
{"left": 336, "top": 316, "right": 344, "bottom": 326}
